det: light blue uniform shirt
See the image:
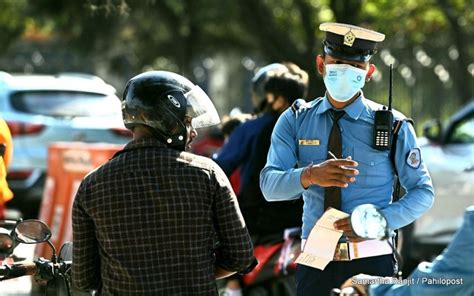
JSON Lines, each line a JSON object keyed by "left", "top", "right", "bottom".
{"left": 260, "top": 93, "right": 434, "bottom": 239}
{"left": 370, "top": 206, "right": 474, "bottom": 295}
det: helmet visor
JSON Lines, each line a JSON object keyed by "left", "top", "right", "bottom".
{"left": 184, "top": 85, "right": 221, "bottom": 128}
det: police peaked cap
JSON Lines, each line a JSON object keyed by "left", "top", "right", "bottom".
{"left": 320, "top": 22, "right": 385, "bottom": 62}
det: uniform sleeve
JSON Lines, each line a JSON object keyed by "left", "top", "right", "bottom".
{"left": 370, "top": 208, "right": 474, "bottom": 296}
{"left": 213, "top": 124, "right": 249, "bottom": 177}
{"left": 71, "top": 182, "right": 101, "bottom": 291}
{"left": 260, "top": 110, "right": 305, "bottom": 201}
{"left": 380, "top": 121, "right": 434, "bottom": 230}
{"left": 212, "top": 164, "right": 254, "bottom": 272}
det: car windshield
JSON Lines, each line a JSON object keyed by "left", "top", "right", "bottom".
{"left": 450, "top": 117, "right": 474, "bottom": 144}
{"left": 10, "top": 91, "right": 121, "bottom": 117}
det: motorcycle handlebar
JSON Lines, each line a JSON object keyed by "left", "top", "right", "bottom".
{"left": 0, "top": 220, "right": 18, "bottom": 228}
{"left": 0, "top": 262, "right": 37, "bottom": 280}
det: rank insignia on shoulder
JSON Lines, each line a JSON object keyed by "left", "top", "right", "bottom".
{"left": 291, "top": 99, "right": 308, "bottom": 116}
{"left": 406, "top": 148, "right": 421, "bottom": 169}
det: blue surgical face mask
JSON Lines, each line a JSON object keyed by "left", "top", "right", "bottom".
{"left": 323, "top": 64, "right": 368, "bottom": 102}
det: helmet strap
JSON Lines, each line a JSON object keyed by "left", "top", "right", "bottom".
{"left": 150, "top": 124, "right": 187, "bottom": 151}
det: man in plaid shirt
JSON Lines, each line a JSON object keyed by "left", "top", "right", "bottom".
{"left": 72, "top": 71, "right": 255, "bottom": 295}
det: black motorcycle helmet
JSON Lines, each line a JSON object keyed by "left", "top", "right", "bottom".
{"left": 251, "top": 63, "right": 288, "bottom": 113}
{"left": 122, "top": 71, "right": 220, "bottom": 151}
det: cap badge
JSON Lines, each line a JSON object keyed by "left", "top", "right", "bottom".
{"left": 343, "top": 30, "right": 356, "bottom": 47}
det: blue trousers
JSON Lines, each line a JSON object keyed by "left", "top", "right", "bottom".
{"left": 295, "top": 254, "right": 395, "bottom": 296}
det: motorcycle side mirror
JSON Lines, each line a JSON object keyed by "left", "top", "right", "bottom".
{"left": 14, "top": 220, "right": 52, "bottom": 244}
{"left": 59, "top": 241, "right": 73, "bottom": 262}
{"left": 350, "top": 204, "right": 389, "bottom": 240}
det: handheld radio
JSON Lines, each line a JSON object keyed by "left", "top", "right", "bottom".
{"left": 373, "top": 64, "right": 394, "bottom": 150}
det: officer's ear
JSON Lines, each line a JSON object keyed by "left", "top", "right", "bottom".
{"left": 366, "top": 64, "right": 376, "bottom": 81}
{"left": 316, "top": 55, "right": 325, "bottom": 76}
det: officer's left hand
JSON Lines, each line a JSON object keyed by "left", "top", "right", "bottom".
{"left": 333, "top": 217, "right": 366, "bottom": 242}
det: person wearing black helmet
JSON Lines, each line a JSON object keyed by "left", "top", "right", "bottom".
{"left": 72, "top": 71, "right": 255, "bottom": 295}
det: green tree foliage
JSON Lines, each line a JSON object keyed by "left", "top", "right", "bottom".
{"left": 0, "top": 0, "right": 28, "bottom": 52}
{"left": 1, "top": 0, "right": 472, "bottom": 122}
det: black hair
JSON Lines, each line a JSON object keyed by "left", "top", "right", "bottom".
{"left": 263, "top": 69, "right": 308, "bottom": 105}
{"left": 221, "top": 118, "right": 243, "bottom": 137}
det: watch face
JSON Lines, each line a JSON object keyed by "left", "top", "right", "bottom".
{"left": 351, "top": 204, "right": 388, "bottom": 240}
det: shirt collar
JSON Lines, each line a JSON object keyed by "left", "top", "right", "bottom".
{"left": 315, "top": 91, "right": 367, "bottom": 120}
{"left": 119, "top": 137, "right": 169, "bottom": 155}
{"left": 112, "top": 137, "right": 170, "bottom": 159}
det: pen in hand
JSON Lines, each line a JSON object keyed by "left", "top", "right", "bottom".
{"left": 328, "top": 150, "right": 354, "bottom": 162}
{"left": 328, "top": 151, "right": 357, "bottom": 170}
{"left": 328, "top": 150, "right": 338, "bottom": 160}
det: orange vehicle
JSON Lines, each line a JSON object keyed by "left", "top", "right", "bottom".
{"left": 36, "top": 142, "right": 123, "bottom": 258}
{"left": 0, "top": 118, "right": 13, "bottom": 219}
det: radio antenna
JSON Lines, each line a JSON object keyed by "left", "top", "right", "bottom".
{"left": 388, "top": 64, "right": 393, "bottom": 111}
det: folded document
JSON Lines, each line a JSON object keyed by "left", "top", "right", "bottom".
{"left": 295, "top": 208, "right": 349, "bottom": 270}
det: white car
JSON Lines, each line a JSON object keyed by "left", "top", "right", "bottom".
{"left": 402, "top": 101, "right": 474, "bottom": 265}
{"left": 0, "top": 72, "right": 131, "bottom": 218}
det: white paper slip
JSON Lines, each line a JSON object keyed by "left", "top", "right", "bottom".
{"left": 295, "top": 208, "right": 349, "bottom": 270}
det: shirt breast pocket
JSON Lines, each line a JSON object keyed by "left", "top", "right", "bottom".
{"left": 298, "top": 144, "right": 328, "bottom": 167}
{"left": 353, "top": 148, "right": 394, "bottom": 187}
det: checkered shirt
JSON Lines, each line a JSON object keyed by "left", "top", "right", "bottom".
{"left": 72, "top": 138, "right": 254, "bottom": 295}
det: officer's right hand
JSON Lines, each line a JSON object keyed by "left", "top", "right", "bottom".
{"left": 301, "top": 157, "right": 359, "bottom": 188}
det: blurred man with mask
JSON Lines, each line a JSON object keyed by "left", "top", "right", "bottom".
{"left": 223, "top": 63, "right": 308, "bottom": 296}
{"left": 72, "top": 71, "right": 255, "bottom": 295}
{"left": 260, "top": 23, "right": 434, "bottom": 296}
{"left": 213, "top": 63, "right": 288, "bottom": 196}
{"left": 239, "top": 64, "right": 308, "bottom": 238}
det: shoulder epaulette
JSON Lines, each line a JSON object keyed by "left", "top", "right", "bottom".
{"left": 392, "top": 118, "right": 414, "bottom": 137}
{"left": 291, "top": 99, "right": 309, "bottom": 114}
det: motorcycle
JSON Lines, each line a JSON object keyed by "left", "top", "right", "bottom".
{"left": 239, "top": 227, "right": 301, "bottom": 296}
{"left": 0, "top": 219, "right": 73, "bottom": 296}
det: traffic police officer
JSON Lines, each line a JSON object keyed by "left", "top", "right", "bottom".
{"left": 260, "top": 23, "right": 434, "bottom": 296}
